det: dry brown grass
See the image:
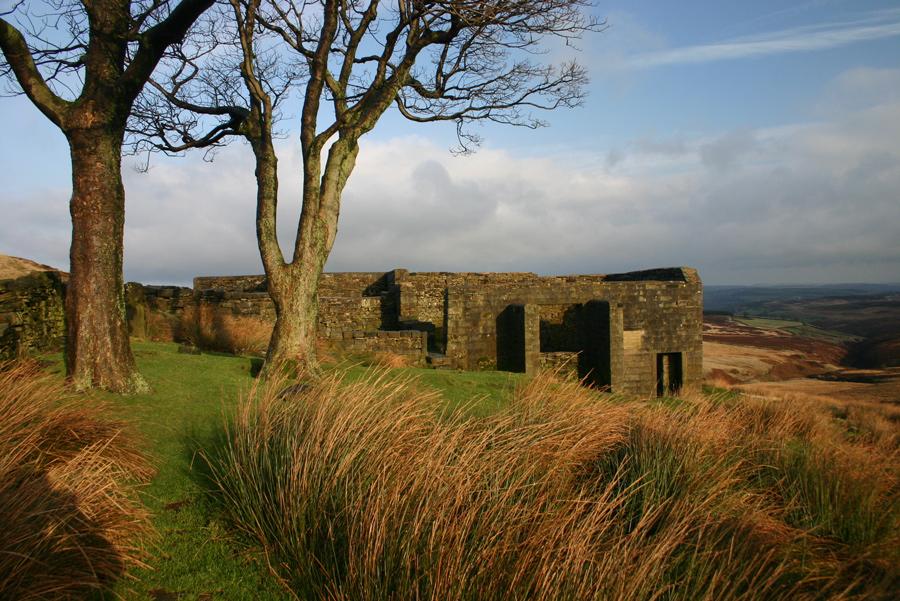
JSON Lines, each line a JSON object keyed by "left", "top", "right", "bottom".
{"left": 204, "top": 370, "right": 900, "bottom": 600}
{"left": 144, "top": 310, "right": 177, "bottom": 341}
{"left": 0, "top": 361, "right": 153, "bottom": 600}
{"left": 175, "top": 305, "right": 273, "bottom": 356}
{"left": 0, "top": 253, "right": 60, "bottom": 280}
{"left": 371, "top": 351, "right": 412, "bottom": 368}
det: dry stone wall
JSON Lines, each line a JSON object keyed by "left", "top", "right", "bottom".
{"left": 128, "top": 271, "right": 424, "bottom": 361}
{"left": 1, "top": 260, "right": 700, "bottom": 399}
{"left": 330, "top": 330, "right": 428, "bottom": 366}
{"left": 444, "top": 268, "right": 702, "bottom": 396}
{"left": 319, "top": 296, "right": 383, "bottom": 339}
{"left": 0, "top": 271, "right": 66, "bottom": 360}
{"left": 126, "top": 284, "right": 194, "bottom": 340}
{"left": 396, "top": 271, "right": 542, "bottom": 352}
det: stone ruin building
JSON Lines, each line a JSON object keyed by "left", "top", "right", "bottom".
{"left": 1, "top": 252, "right": 702, "bottom": 397}
{"left": 127, "top": 267, "right": 703, "bottom": 397}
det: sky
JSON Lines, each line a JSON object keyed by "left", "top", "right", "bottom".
{"left": 1, "top": 0, "right": 899, "bottom": 286}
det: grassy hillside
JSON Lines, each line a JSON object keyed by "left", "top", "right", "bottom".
{"left": 16, "top": 342, "right": 897, "bottom": 599}
{"left": 732, "top": 316, "right": 857, "bottom": 344}
{"left": 36, "top": 342, "right": 520, "bottom": 599}
{"left": 704, "top": 284, "right": 900, "bottom": 315}
{"left": 704, "top": 286, "right": 900, "bottom": 367}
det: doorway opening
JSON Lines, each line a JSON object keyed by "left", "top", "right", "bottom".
{"left": 656, "top": 352, "right": 683, "bottom": 397}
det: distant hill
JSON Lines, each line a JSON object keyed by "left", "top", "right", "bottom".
{"left": 705, "top": 284, "right": 900, "bottom": 368}
{"left": 704, "top": 283, "right": 900, "bottom": 313}
{"left": 0, "top": 254, "right": 65, "bottom": 280}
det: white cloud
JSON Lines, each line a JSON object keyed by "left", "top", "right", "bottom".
{"left": 1, "top": 70, "right": 899, "bottom": 286}
{"left": 326, "top": 97, "right": 900, "bottom": 283}
{"left": 816, "top": 67, "right": 900, "bottom": 114}
{"left": 628, "top": 10, "right": 900, "bottom": 69}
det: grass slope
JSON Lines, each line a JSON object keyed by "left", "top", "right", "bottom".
{"left": 41, "top": 342, "right": 520, "bottom": 599}
{"left": 733, "top": 316, "right": 857, "bottom": 343}
{"left": 32, "top": 341, "right": 897, "bottom": 599}
{"left": 56, "top": 343, "right": 290, "bottom": 600}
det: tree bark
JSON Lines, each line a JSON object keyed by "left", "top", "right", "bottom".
{"left": 264, "top": 267, "right": 321, "bottom": 376}
{"left": 65, "top": 128, "right": 147, "bottom": 393}
{"left": 257, "top": 137, "right": 359, "bottom": 378}
{"left": 2, "top": 2, "right": 215, "bottom": 394}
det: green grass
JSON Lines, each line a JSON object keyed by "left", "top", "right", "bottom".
{"left": 782, "top": 322, "right": 860, "bottom": 343}
{"left": 329, "top": 358, "right": 524, "bottom": 416}
{"left": 36, "top": 342, "right": 524, "bottom": 599}
{"left": 380, "top": 367, "right": 523, "bottom": 415}
{"left": 30, "top": 341, "right": 896, "bottom": 599}
{"left": 44, "top": 342, "right": 288, "bottom": 600}
{"left": 734, "top": 316, "right": 858, "bottom": 343}
{"left": 734, "top": 316, "right": 803, "bottom": 330}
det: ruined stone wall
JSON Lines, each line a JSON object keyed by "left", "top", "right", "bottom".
{"left": 196, "top": 290, "right": 275, "bottom": 319}
{"left": 189, "top": 270, "right": 597, "bottom": 350}
{"left": 129, "top": 274, "right": 395, "bottom": 345}
{"left": 329, "top": 330, "right": 428, "bottom": 366}
{"left": 0, "top": 271, "right": 66, "bottom": 360}
{"left": 446, "top": 284, "right": 610, "bottom": 371}
{"left": 194, "top": 272, "right": 393, "bottom": 297}
{"left": 189, "top": 271, "right": 399, "bottom": 337}
{"left": 397, "top": 271, "right": 543, "bottom": 351}
{"left": 193, "top": 275, "right": 267, "bottom": 292}
{"left": 126, "top": 284, "right": 195, "bottom": 340}
{"left": 319, "top": 271, "right": 401, "bottom": 334}
{"left": 319, "top": 296, "right": 383, "bottom": 339}
{"left": 320, "top": 272, "right": 394, "bottom": 297}
{"left": 445, "top": 268, "right": 703, "bottom": 396}
{"left": 128, "top": 267, "right": 701, "bottom": 393}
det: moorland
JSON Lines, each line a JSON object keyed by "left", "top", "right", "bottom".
{"left": 4, "top": 336, "right": 898, "bottom": 600}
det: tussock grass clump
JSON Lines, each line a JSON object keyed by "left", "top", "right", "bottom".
{"left": 205, "top": 371, "right": 899, "bottom": 600}
{"left": 371, "top": 351, "right": 413, "bottom": 368}
{"left": 0, "top": 361, "right": 153, "bottom": 600}
{"left": 176, "top": 306, "right": 273, "bottom": 356}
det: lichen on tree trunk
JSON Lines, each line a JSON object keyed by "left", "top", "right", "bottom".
{"left": 1, "top": 1, "right": 217, "bottom": 393}
{"left": 262, "top": 270, "right": 321, "bottom": 378}
{"left": 65, "top": 128, "right": 147, "bottom": 393}
{"left": 253, "top": 134, "right": 359, "bottom": 379}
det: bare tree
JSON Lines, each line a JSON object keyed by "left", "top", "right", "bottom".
{"left": 138, "top": 0, "right": 601, "bottom": 375}
{"left": 0, "top": 0, "right": 214, "bottom": 392}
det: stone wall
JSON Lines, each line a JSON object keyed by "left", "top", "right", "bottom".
{"left": 319, "top": 296, "right": 383, "bottom": 339}
{"left": 331, "top": 330, "right": 428, "bottom": 366}
{"left": 444, "top": 268, "right": 702, "bottom": 396}
{"left": 193, "top": 275, "right": 267, "bottom": 292}
{"left": 197, "top": 290, "right": 275, "bottom": 319}
{"left": 320, "top": 272, "right": 394, "bottom": 297}
{"left": 397, "top": 271, "right": 543, "bottom": 352}
{"left": 194, "top": 272, "right": 394, "bottom": 297}
{"left": 0, "top": 271, "right": 66, "bottom": 360}
{"left": 126, "top": 284, "right": 194, "bottom": 340}
{"left": 128, "top": 266, "right": 702, "bottom": 396}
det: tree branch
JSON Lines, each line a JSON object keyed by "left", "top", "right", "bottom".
{"left": 123, "top": 0, "right": 216, "bottom": 100}
{"left": 0, "top": 17, "right": 70, "bottom": 127}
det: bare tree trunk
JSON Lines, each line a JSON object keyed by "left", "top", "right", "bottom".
{"left": 65, "top": 128, "right": 147, "bottom": 393}
{"left": 264, "top": 266, "right": 321, "bottom": 376}
{"left": 256, "top": 137, "right": 358, "bottom": 378}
